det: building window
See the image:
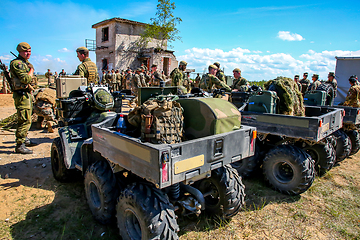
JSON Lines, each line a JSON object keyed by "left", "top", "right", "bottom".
{"left": 102, "top": 27, "right": 109, "bottom": 42}
{"left": 102, "top": 59, "right": 108, "bottom": 70}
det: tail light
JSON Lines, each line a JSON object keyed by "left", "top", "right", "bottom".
{"left": 319, "top": 120, "right": 322, "bottom": 127}
{"left": 251, "top": 130, "right": 257, "bottom": 153}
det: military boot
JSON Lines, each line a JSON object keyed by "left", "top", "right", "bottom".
{"left": 15, "top": 143, "right": 33, "bottom": 154}
{"left": 24, "top": 137, "right": 39, "bottom": 146}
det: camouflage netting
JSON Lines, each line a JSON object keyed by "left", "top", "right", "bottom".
{"left": 264, "top": 76, "right": 305, "bottom": 116}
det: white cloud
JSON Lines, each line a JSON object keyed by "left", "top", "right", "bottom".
{"left": 277, "top": 31, "right": 305, "bottom": 41}
{"left": 179, "top": 47, "right": 360, "bottom": 81}
{"left": 58, "top": 48, "right": 71, "bottom": 53}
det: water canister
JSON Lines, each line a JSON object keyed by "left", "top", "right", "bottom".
{"left": 116, "top": 114, "right": 127, "bottom": 133}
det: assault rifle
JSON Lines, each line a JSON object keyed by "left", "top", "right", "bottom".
{"left": 0, "top": 60, "right": 14, "bottom": 92}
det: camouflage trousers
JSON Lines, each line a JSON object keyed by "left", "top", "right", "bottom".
{"left": 13, "top": 91, "right": 32, "bottom": 144}
{"left": 33, "top": 100, "right": 56, "bottom": 132}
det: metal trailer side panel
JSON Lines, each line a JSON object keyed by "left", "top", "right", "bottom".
{"left": 241, "top": 107, "right": 343, "bottom": 141}
{"left": 332, "top": 105, "right": 360, "bottom": 125}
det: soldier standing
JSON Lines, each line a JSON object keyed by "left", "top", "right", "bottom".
{"left": 294, "top": 75, "right": 301, "bottom": 91}
{"left": 200, "top": 65, "right": 231, "bottom": 92}
{"left": 131, "top": 68, "right": 142, "bottom": 96}
{"left": 10, "top": 42, "right": 37, "bottom": 154}
{"left": 59, "top": 69, "right": 66, "bottom": 77}
{"left": 308, "top": 74, "right": 321, "bottom": 91}
{"left": 343, "top": 76, "right": 360, "bottom": 107}
{"left": 74, "top": 47, "right": 99, "bottom": 84}
{"left": 125, "top": 68, "right": 133, "bottom": 90}
{"left": 326, "top": 72, "right": 338, "bottom": 96}
{"left": 150, "top": 64, "right": 164, "bottom": 86}
{"left": 231, "top": 68, "right": 249, "bottom": 92}
{"left": 45, "top": 69, "right": 52, "bottom": 85}
{"left": 213, "top": 62, "right": 226, "bottom": 82}
{"left": 170, "top": 61, "right": 188, "bottom": 89}
{"left": 299, "top": 72, "right": 310, "bottom": 95}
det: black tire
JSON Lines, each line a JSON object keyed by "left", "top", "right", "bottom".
{"left": 195, "top": 165, "right": 245, "bottom": 219}
{"left": 84, "top": 160, "right": 120, "bottom": 224}
{"left": 51, "top": 137, "right": 77, "bottom": 182}
{"left": 262, "top": 145, "right": 315, "bottom": 195}
{"left": 345, "top": 129, "right": 360, "bottom": 155}
{"left": 231, "top": 148, "right": 260, "bottom": 178}
{"left": 333, "top": 129, "right": 352, "bottom": 162}
{"left": 304, "top": 141, "right": 335, "bottom": 176}
{"left": 316, "top": 83, "right": 334, "bottom": 105}
{"left": 117, "top": 182, "right": 179, "bottom": 240}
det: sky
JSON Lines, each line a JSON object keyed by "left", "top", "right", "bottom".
{"left": 0, "top": 0, "right": 359, "bottom": 81}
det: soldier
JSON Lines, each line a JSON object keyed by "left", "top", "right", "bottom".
{"left": 33, "top": 88, "right": 57, "bottom": 133}
{"left": 213, "top": 62, "right": 226, "bottom": 82}
{"left": 299, "top": 72, "right": 310, "bottom": 95}
{"left": 308, "top": 74, "right": 321, "bottom": 91}
{"left": 109, "top": 69, "right": 116, "bottom": 91}
{"left": 192, "top": 73, "right": 201, "bottom": 88}
{"left": 125, "top": 68, "right": 133, "bottom": 89}
{"left": 343, "top": 76, "right": 360, "bottom": 107}
{"left": 100, "top": 69, "right": 106, "bottom": 84}
{"left": 59, "top": 69, "right": 66, "bottom": 77}
{"left": 326, "top": 72, "right": 338, "bottom": 96}
{"left": 74, "top": 46, "right": 99, "bottom": 84}
{"left": 150, "top": 64, "right": 164, "bottom": 86}
{"left": 45, "top": 69, "right": 52, "bottom": 85}
{"left": 131, "top": 68, "right": 142, "bottom": 96}
{"left": 200, "top": 64, "right": 231, "bottom": 92}
{"left": 10, "top": 42, "right": 37, "bottom": 154}
{"left": 294, "top": 75, "right": 301, "bottom": 91}
{"left": 115, "top": 69, "right": 122, "bottom": 91}
{"left": 139, "top": 68, "right": 148, "bottom": 87}
{"left": 170, "top": 61, "right": 188, "bottom": 90}
{"left": 231, "top": 68, "right": 249, "bottom": 92}
{"left": 1, "top": 66, "right": 11, "bottom": 94}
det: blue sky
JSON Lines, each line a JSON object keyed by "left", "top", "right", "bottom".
{"left": 0, "top": 0, "right": 359, "bottom": 81}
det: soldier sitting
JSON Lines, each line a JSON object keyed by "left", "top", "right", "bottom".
{"left": 231, "top": 68, "right": 249, "bottom": 92}
{"left": 199, "top": 65, "right": 231, "bottom": 92}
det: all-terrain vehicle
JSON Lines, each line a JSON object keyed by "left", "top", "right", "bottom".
{"left": 304, "top": 82, "right": 358, "bottom": 160}
{"left": 51, "top": 84, "right": 256, "bottom": 239}
{"left": 231, "top": 79, "right": 344, "bottom": 195}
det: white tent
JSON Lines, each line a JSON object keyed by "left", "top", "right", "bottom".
{"left": 335, "top": 56, "right": 360, "bottom": 103}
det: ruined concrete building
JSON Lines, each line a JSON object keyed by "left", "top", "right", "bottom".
{"left": 92, "top": 18, "right": 179, "bottom": 76}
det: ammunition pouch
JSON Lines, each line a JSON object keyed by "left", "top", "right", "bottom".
{"left": 12, "top": 77, "right": 28, "bottom": 91}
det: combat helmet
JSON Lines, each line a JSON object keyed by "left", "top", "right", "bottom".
{"left": 93, "top": 88, "right": 114, "bottom": 111}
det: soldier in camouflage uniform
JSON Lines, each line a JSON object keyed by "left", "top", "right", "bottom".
{"left": 150, "top": 64, "right": 164, "bottom": 86}
{"left": 299, "top": 72, "right": 310, "bottom": 95}
{"left": 10, "top": 42, "right": 37, "bottom": 154}
{"left": 308, "top": 74, "right": 321, "bottom": 91}
{"left": 139, "top": 68, "right": 148, "bottom": 87}
{"left": 33, "top": 88, "right": 57, "bottom": 133}
{"left": 326, "top": 72, "right": 337, "bottom": 97}
{"left": 109, "top": 69, "right": 116, "bottom": 91}
{"left": 192, "top": 73, "right": 201, "bottom": 88}
{"left": 115, "top": 70, "right": 122, "bottom": 91}
{"left": 125, "top": 69, "right": 132, "bottom": 89}
{"left": 214, "top": 62, "right": 226, "bottom": 82}
{"left": 343, "top": 76, "right": 360, "bottom": 107}
{"left": 294, "top": 75, "right": 301, "bottom": 91}
{"left": 131, "top": 68, "right": 142, "bottom": 96}
{"left": 45, "top": 69, "right": 52, "bottom": 85}
{"left": 200, "top": 65, "right": 231, "bottom": 92}
{"left": 170, "top": 61, "right": 189, "bottom": 91}
{"left": 231, "top": 68, "right": 249, "bottom": 92}
{"left": 75, "top": 47, "right": 99, "bottom": 84}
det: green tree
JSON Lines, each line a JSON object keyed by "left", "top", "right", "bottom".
{"left": 139, "top": 0, "right": 182, "bottom": 49}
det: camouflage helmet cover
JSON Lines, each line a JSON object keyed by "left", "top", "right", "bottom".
{"left": 17, "top": 42, "right": 31, "bottom": 52}
{"left": 93, "top": 88, "right": 114, "bottom": 111}
{"left": 213, "top": 62, "right": 220, "bottom": 68}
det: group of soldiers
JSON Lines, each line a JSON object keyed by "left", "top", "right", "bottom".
{"left": 100, "top": 64, "right": 166, "bottom": 95}
{"left": 169, "top": 61, "right": 249, "bottom": 93}
{"left": 293, "top": 72, "right": 338, "bottom": 96}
